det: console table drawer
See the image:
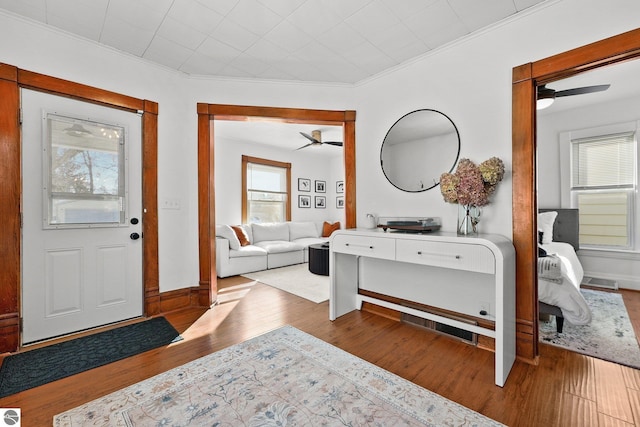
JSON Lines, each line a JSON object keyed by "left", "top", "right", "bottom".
{"left": 331, "top": 234, "right": 395, "bottom": 259}
{"left": 396, "top": 239, "right": 495, "bottom": 274}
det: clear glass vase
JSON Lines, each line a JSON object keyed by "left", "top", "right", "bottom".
{"left": 457, "top": 204, "right": 481, "bottom": 235}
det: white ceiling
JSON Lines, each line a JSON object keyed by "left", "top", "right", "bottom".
{"left": 0, "top": 0, "right": 546, "bottom": 85}
{"left": 5, "top": 1, "right": 637, "bottom": 150}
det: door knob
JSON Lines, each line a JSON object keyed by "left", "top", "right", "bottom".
{"left": 130, "top": 217, "right": 139, "bottom": 225}
{"left": 130, "top": 232, "right": 141, "bottom": 240}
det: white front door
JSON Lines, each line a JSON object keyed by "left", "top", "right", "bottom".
{"left": 21, "top": 89, "right": 143, "bottom": 344}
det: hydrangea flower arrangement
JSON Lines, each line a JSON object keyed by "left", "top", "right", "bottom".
{"left": 440, "top": 157, "right": 505, "bottom": 207}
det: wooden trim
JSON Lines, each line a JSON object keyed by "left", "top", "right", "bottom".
{"left": 343, "top": 117, "right": 356, "bottom": 229}
{"left": 286, "top": 163, "right": 292, "bottom": 221}
{"left": 531, "top": 27, "right": 640, "bottom": 84}
{"left": 142, "top": 103, "right": 160, "bottom": 316}
{"left": 17, "top": 69, "right": 144, "bottom": 113}
{"left": 241, "top": 156, "right": 248, "bottom": 223}
{"left": 241, "top": 155, "right": 292, "bottom": 223}
{"left": 0, "top": 63, "right": 159, "bottom": 353}
{"left": 0, "top": 63, "right": 18, "bottom": 82}
{"left": 512, "top": 27, "right": 640, "bottom": 363}
{"left": 203, "top": 104, "right": 349, "bottom": 124}
{"left": 0, "top": 66, "right": 21, "bottom": 353}
{"left": 197, "top": 108, "right": 216, "bottom": 307}
{"left": 197, "top": 104, "right": 356, "bottom": 304}
{"left": 158, "top": 287, "right": 201, "bottom": 313}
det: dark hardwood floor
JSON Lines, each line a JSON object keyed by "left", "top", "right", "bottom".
{"left": 1, "top": 276, "right": 639, "bottom": 426}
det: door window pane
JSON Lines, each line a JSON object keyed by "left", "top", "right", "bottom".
{"left": 45, "top": 114, "right": 126, "bottom": 227}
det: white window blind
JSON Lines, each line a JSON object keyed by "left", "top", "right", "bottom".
{"left": 247, "top": 162, "right": 286, "bottom": 193}
{"left": 571, "top": 132, "right": 635, "bottom": 190}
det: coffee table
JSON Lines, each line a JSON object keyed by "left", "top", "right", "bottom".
{"left": 308, "top": 243, "right": 329, "bottom": 276}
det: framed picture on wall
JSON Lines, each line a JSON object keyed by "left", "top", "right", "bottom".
{"left": 336, "top": 181, "right": 344, "bottom": 193}
{"left": 336, "top": 196, "right": 344, "bottom": 208}
{"left": 315, "top": 196, "right": 326, "bottom": 208}
{"left": 298, "top": 195, "right": 311, "bottom": 208}
{"left": 315, "top": 180, "right": 326, "bottom": 193}
{"left": 298, "top": 178, "right": 311, "bottom": 192}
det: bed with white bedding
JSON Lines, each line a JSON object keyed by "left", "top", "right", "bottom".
{"left": 538, "top": 209, "right": 592, "bottom": 332}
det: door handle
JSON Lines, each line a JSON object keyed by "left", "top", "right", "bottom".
{"left": 130, "top": 232, "right": 141, "bottom": 240}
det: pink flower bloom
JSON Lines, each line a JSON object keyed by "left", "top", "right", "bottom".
{"left": 440, "top": 157, "right": 505, "bottom": 207}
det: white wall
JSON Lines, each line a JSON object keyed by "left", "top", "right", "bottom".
{"left": 3, "top": 0, "right": 640, "bottom": 293}
{"left": 214, "top": 137, "right": 344, "bottom": 225}
{"left": 352, "top": 0, "right": 640, "bottom": 236}
{"left": 0, "top": 11, "right": 351, "bottom": 293}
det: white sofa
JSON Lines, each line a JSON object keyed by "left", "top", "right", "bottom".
{"left": 215, "top": 221, "right": 334, "bottom": 278}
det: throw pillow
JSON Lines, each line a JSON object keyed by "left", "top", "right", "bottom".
{"left": 538, "top": 211, "right": 557, "bottom": 245}
{"left": 215, "top": 225, "right": 241, "bottom": 250}
{"left": 252, "top": 222, "right": 289, "bottom": 243}
{"left": 231, "top": 225, "right": 250, "bottom": 246}
{"left": 289, "top": 222, "right": 319, "bottom": 240}
{"left": 322, "top": 221, "right": 341, "bottom": 237}
{"left": 538, "top": 254, "right": 562, "bottom": 283}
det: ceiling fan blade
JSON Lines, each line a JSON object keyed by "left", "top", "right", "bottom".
{"left": 300, "top": 132, "right": 319, "bottom": 144}
{"left": 323, "top": 141, "right": 343, "bottom": 147}
{"left": 295, "top": 143, "right": 313, "bottom": 150}
{"left": 555, "top": 84, "right": 610, "bottom": 97}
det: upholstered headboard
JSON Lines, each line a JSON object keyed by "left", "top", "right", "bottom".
{"left": 539, "top": 208, "right": 579, "bottom": 251}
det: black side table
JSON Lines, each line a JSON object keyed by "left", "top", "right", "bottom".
{"left": 308, "top": 243, "right": 330, "bottom": 276}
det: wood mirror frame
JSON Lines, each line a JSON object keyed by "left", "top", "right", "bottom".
{"left": 197, "top": 104, "right": 356, "bottom": 306}
{"left": 512, "top": 27, "right": 640, "bottom": 363}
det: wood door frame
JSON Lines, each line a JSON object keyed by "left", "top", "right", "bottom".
{"left": 512, "top": 27, "right": 640, "bottom": 363}
{"left": 197, "top": 104, "right": 356, "bottom": 305}
{"left": 0, "top": 63, "right": 159, "bottom": 352}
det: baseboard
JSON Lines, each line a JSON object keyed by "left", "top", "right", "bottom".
{"left": 158, "top": 286, "right": 204, "bottom": 313}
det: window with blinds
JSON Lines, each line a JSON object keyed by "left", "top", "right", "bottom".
{"left": 242, "top": 156, "right": 291, "bottom": 224}
{"left": 570, "top": 132, "right": 636, "bottom": 248}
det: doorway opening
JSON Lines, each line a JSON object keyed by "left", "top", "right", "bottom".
{"left": 196, "top": 104, "right": 356, "bottom": 305}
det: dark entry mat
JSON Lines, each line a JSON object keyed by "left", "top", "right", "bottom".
{"left": 0, "top": 317, "right": 181, "bottom": 398}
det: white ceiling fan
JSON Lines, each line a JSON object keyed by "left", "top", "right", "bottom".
{"left": 296, "top": 130, "right": 343, "bottom": 150}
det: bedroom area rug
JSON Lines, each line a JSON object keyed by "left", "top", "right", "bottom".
{"left": 54, "top": 325, "right": 503, "bottom": 426}
{"left": 243, "top": 263, "right": 329, "bottom": 303}
{"left": 539, "top": 289, "right": 640, "bottom": 368}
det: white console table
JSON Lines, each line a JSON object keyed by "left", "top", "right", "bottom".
{"left": 329, "top": 228, "right": 516, "bottom": 387}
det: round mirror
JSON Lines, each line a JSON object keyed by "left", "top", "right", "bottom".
{"left": 380, "top": 109, "right": 460, "bottom": 192}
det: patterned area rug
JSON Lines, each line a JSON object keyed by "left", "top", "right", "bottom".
{"left": 540, "top": 289, "right": 640, "bottom": 368}
{"left": 54, "top": 326, "right": 503, "bottom": 426}
{"left": 243, "top": 263, "right": 329, "bottom": 303}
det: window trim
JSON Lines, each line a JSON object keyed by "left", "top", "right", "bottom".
{"left": 241, "top": 155, "right": 291, "bottom": 224}
{"left": 560, "top": 121, "right": 638, "bottom": 251}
